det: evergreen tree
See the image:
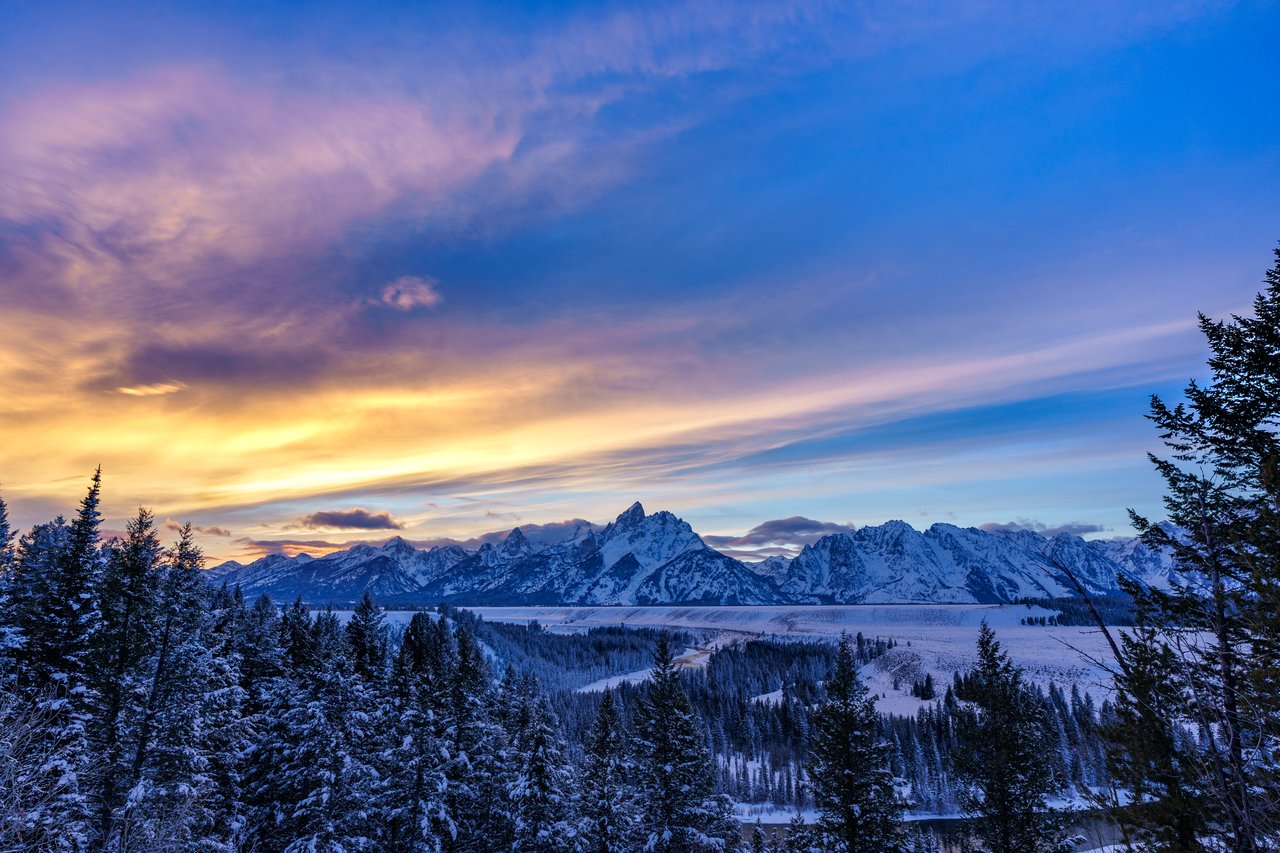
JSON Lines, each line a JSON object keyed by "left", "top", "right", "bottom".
{"left": 1100, "top": 623, "right": 1206, "bottom": 851}
{"left": 280, "top": 596, "right": 317, "bottom": 673}
{"left": 19, "top": 471, "right": 104, "bottom": 848}
{"left": 808, "top": 632, "right": 902, "bottom": 853}
{"left": 1099, "top": 245, "right": 1280, "bottom": 849}
{"left": 509, "top": 697, "right": 575, "bottom": 853}
{"left": 441, "top": 623, "right": 514, "bottom": 853}
{"left": 247, "top": 609, "right": 378, "bottom": 851}
{"left": 345, "top": 590, "right": 387, "bottom": 685}
{"left": 635, "top": 634, "right": 739, "bottom": 853}
{"left": 953, "top": 622, "right": 1067, "bottom": 853}
{"left": 769, "top": 814, "right": 818, "bottom": 853}
{"left": 88, "top": 507, "right": 163, "bottom": 843}
{"left": 238, "top": 594, "right": 285, "bottom": 718}
{"left": 576, "top": 689, "right": 637, "bottom": 853}
{"left": 382, "top": 613, "right": 450, "bottom": 851}
{"left": 0, "top": 489, "right": 19, "bottom": 678}
{"left": 112, "top": 525, "right": 217, "bottom": 849}
{"left": 200, "top": 581, "right": 252, "bottom": 850}
{"left": 0, "top": 489, "right": 12, "bottom": 572}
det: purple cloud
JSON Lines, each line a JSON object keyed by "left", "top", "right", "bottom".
{"left": 375, "top": 276, "right": 442, "bottom": 311}
{"left": 704, "top": 516, "right": 855, "bottom": 560}
{"left": 162, "top": 519, "right": 233, "bottom": 537}
{"left": 980, "top": 518, "right": 1107, "bottom": 538}
{"left": 299, "top": 508, "right": 405, "bottom": 530}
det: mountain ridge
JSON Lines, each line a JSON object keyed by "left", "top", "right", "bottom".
{"left": 207, "top": 503, "right": 1176, "bottom": 606}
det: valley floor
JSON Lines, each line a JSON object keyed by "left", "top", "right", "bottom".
{"left": 460, "top": 603, "right": 1123, "bottom": 712}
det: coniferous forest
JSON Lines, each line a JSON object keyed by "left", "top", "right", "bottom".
{"left": 1, "top": 252, "right": 1279, "bottom": 851}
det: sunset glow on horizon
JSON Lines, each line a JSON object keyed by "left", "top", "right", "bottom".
{"left": 2, "top": 1, "right": 1278, "bottom": 562}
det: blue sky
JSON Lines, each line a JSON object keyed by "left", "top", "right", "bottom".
{"left": 0, "top": 0, "right": 1277, "bottom": 560}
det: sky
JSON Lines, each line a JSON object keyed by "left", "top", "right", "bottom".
{"left": 0, "top": 0, "right": 1278, "bottom": 564}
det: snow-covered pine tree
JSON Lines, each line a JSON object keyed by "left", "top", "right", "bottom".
{"left": 0, "top": 487, "right": 18, "bottom": 683}
{"left": 199, "top": 581, "right": 252, "bottom": 849}
{"left": 111, "top": 524, "right": 217, "bottom": 850}
{"left": 280, "top": 596, "right": 318, "bottom": 673}
{"left": 952, "top": 621, "right": 1067, "bottom": 853}
{"left": 808, "top": 631, "right": 903, "bottom": 853}
{"left": 345, "top": 590, "right": 387, "bottom": 686}
{"left": 382, "top": 613, "right": 450, "bottom": 851}
{"left": 88, "top": 507, "right": 163, "bottom": 844}
{"left": 768, "top": 814, "right": 818, "bottom": 853}
{"left": 7, "top": 470, "right": 105, "bottom": 849}
{"left": 247, "top": 608, "right": 379, "bottom": 851}
{"left": 508, "top": 694, "right": 575, "bottom": 853}
{"left": 0, "top": 520, "right": 66, "bottom": 692}
{"left": 440, "top": 623, "right": 514, "bottom": 853}
{"left": 0, "top": 488, "right": 12, "bottom": 574}
{"left": 576, "top": 689, "right": 637, "bottom": 853}
{"left": 635, "top": 633, "right": 739, "bottom": 853}
{"left": 238, "top": 594, "right": 285, "bottom": 719}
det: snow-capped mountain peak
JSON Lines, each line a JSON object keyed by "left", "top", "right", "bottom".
{"left": 614, "top": 501, "right": 647, "bottom": 528}
{"left": 207, "top": 506, "right": 1185, "bottom": 608}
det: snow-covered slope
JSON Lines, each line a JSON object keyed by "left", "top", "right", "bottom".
{"left": 777, "top": 521, "right": 1169, "bottom": 604}
{"left": 208, "top": 507, "right": 1180, "bottom": 606}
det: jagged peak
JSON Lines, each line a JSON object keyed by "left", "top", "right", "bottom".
{"left": 381, "top": 535, "right": 415, "bottom": 554}
{"left": 615, "top": 501, "right": 646, "bottom": 526}
{"left": 501, "top": 527, "right": 531, "bottom": 552}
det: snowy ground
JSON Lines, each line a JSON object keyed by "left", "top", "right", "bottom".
{"left": 462, "top": 604, "right": 1124, "bottom": 711}
{"left": 576, "top": 645, "right": 708, "bottom": 692}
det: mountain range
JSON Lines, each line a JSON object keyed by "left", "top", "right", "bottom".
{"left": 207, "top": 503, "right": 1177, "bottom": 606}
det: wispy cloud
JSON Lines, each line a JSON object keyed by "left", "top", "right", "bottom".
{"left": 163, "top": 518, "right": 232, "bottom": 537}
{"left": 116, "top": 382, "right": 188, "bottom": 397}
{"left": 375, "top": 276, "right": 442, "bottom": 311}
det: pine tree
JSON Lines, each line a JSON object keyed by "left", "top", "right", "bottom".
{"left": 112, "top": 524, "right": 217, "bottom": 849}
{"left": 509, "top": 696, "right": 575, "bottom": 853}
{"left": 576, "top": 689, "right": 637, "bottom": 853}
{"left": 769, "top": 814, "right": 818, "bottom": 853}
{"left": 247, "top": 609, "right": 379, "bottom": 851}
{"left": 0, "top": 488, "right": 13, "bottom": 573}
{"left": 952, "top": 622, "right": 1067, "bottom": 853}
{"left": 1, "top": 520, "right": 66, "bottom": 692}
{"left": 808, "top": 632, "right": 902, "bottom": 853}
{"left": 345, "top": 590, "right": 387, "bottom": 685}
{"left": 88, "top": 507, "right": 163, "bottom": 843}
{"left": 441, "top": 622, "right": 514, "bottom": 853}
{"left": 280, "top": 596, "right": 317, "bottom": 673}
{"left": 1100, "top": 623, "right": 1205, "bottom": 850}
{"left": 200, "top": 581, "right": 252, "bottom": 850}
{"left": 635, "top": 634, "right": 739, "bottom": 853}
{"left": 238, "top": 593, "right": 285, "bottom": 718}
{"left": 0, "top": 488, "right": 19, "bottom": 682}
{"left": 1097, "top": 245, "right": 1280, "bottom": 850}
{"left": 382, "top": 613, "right": 450, "bottom": 851}
{"left": 15, "top": 470, "right": 105, "bottom": 848}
